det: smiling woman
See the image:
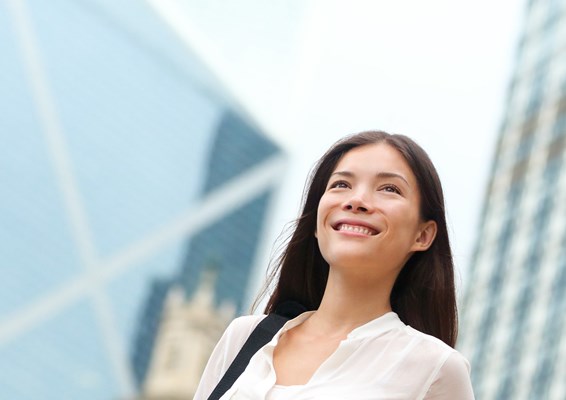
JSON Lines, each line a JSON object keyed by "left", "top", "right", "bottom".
{"left": 315, "top": 143, "right": 438, "bottom": 291}
{"left": 194, "top": 131, "right": 475, "bottom": 400}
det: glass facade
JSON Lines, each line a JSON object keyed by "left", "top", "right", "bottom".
{"left": 458, "top": 0, "right": 566, "bottom": 399}
{"left": 0, "top": 1, "right": 283, "bottom": 399}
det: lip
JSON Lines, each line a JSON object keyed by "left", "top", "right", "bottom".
{"left": 331, "top": 218, "right": 381, "bottom": 236}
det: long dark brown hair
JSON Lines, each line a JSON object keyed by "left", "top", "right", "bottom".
{"left": 256, "top": 131, "right": 458, "bottom": 347}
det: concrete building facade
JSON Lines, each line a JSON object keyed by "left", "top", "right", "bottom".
{"left": 458, "top": 1, "right": 566, "bottom": 399}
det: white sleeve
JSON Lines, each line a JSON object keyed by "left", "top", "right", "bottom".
{"left": 193, "top": 314, "right": 266, "bottom": 400}
{"left": 424, "top": 352, "right": 475, "bottom": 400}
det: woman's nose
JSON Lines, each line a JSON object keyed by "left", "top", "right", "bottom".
{"left": 343, "top": 193, "right": 372, "bottom": 213}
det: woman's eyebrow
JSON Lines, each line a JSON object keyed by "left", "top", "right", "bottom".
{"left": 330, "top": 170, "right": 354, "bottom": 178}
{"left": 331, "top": 170, "right": 409, "bottom": 186}
{"left": 376, "top": 171, "right": 410, "bottom": 186}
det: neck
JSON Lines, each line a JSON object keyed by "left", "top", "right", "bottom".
{"left": 304, "top": 270, "right": 394, "bottom": 336}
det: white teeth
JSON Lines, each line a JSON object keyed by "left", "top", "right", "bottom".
{"left": 338, "top": 224, "right": 376, "bottom": 236}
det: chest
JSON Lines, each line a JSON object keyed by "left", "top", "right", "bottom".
{"left": 226, "top": 333, "right": 447, "bottom": 400}
{"left": 272, "top": 332, "right": 345, "bottom": 386}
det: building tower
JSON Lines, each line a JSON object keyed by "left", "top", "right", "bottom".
{"left": 130, "top": 109, "right": 282, "bottom": 390}
{"left": 0, "top": 1, "right": 284, "bottom": 399}
{"left": 458, "top": 1, "right": 566, "bottom": 399}
{"left": 141, "top": 268, "right": 234, "bottom": 400}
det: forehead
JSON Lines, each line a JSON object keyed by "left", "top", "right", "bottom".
{"left": 333, "top": 143, "right": 415, "bottom": 181}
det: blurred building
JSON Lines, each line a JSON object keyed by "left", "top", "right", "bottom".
{"left": 142, "top": 269, "right": 233, "bottom": 400}
{"left": 0, "top": 1, "right": 283, "bottom": 400}
{"left": 458, "top": 0, "right": 566, "bottom": 399}
{"left": 131, "top": 113, "right": 280, "bottom": 392}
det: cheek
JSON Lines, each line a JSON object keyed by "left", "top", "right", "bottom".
{"left": 315, "top": 200, "right": 332, "bottom": 242}
{"left": 316, "top": 198, "right": 329, "bottom": 230}
{"left": 394, "top": 210, "right": 422, "bottom": 240}
{"left": 315, "top": 207, "right": 324, "bottom": 238}
{"left": 390, "top": 200, "right": 420, "bottom": 222}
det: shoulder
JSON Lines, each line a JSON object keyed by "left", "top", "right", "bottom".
{"left": 424, "top": 351, "right": 474, "bottom": 399}
{"left": 220, "top": 314, "right": 267, "bottom": 355}
{"left": 203, "top": 314, "right": 267, "bottom": 374}
{"left": 402, "top": 328, "right": 473, "bottom": 399}
{"left": 192, "top": 314, "right": 267, "bottom": 400}
{"left": 439, "top": 350, "right": 471, "bottom": 376}
{"left": 404, "top": 326, "right": 461, "bottom": 360}
{"left": 226, "top": 314, "right": 267, "bottom": 334}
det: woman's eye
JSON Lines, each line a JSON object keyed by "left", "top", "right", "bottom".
{"left": 330, "top": 180, "right": 349, "bottom": 189}
{"left": 381, "top": 184, "right": 401, "bottom": 194}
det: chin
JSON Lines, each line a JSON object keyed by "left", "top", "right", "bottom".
{"left": 324, "top": 253, "right": 376, "bottom": 269}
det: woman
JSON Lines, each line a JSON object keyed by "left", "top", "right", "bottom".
{"left": 194, "top": 131, "right": 475, "bottom": 399}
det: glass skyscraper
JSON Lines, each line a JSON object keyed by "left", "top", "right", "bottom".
{"left": 458, "top": 1, "right": 566, "bottom": 399}
{"left": 0, "top": 1, "right": 284, "bottom": 399}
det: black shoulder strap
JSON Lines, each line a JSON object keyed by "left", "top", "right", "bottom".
{"left": 206, "top": 313, "right": 289, "bottom": 400}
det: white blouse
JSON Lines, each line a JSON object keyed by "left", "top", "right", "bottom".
{"left": 193, "top": 311, "right": 474, "bottom": 400}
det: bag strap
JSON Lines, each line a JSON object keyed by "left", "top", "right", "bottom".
{"left": 206, "top": 313, "right": 289, "bottom": 400}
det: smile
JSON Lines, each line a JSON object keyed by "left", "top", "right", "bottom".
{"left": 334, "top": 223, "right": 378, "bottom": 236}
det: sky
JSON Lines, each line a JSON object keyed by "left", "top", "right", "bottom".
{"left": 148, "top": 0, "right": 526, "bottom": 299}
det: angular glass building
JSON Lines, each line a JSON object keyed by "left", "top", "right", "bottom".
{"left": 458, "top": 1, "right": 566, "bottom": 399}
{"left": 0, "top": 1, "right": 284, "bottom": 399}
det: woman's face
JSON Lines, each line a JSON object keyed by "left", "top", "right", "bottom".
{"left": 316, "top": 143, "right": 436, "bottom": 281}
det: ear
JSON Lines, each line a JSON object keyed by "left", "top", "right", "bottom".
{"left": 410, "top": 220, "right": 437, "bottom": 252}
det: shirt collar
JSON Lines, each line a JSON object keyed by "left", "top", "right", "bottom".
{"left": 276, "top": 311, "right": 405, "bottom": 340}
{"left": 347, "top": 311, "right": 405, "bottom": 340}
{"left": 278, "top": 311, "right": 316, "bottom": 334}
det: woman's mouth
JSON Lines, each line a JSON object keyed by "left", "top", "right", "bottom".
{"left": 334, "top": 223, "right": 378, "bottom": 236}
